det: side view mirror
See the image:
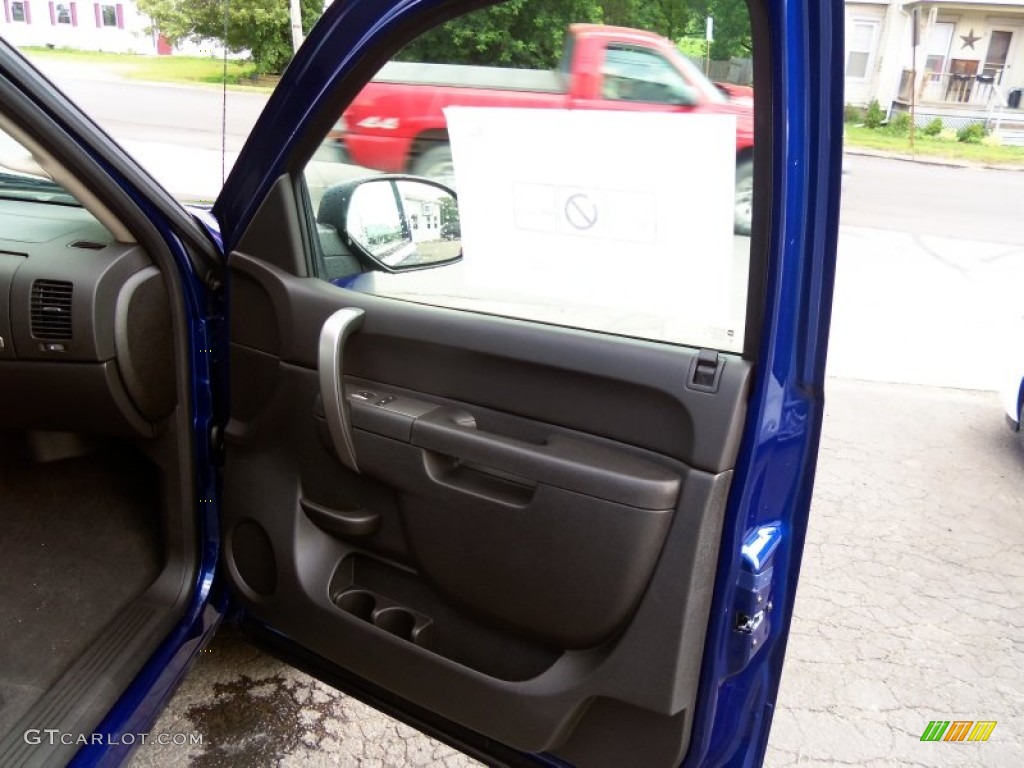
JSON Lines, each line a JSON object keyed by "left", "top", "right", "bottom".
{"left": 320, "top": 176, "right": 462, "bottom": 273}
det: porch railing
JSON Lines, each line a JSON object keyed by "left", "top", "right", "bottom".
{"left": 986, "top": 83, "right": 1009, "bottom": 134}
{"left": 896, "top": 67, "right": 1006, "bottom": 108}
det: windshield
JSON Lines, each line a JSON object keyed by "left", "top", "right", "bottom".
{"left": 0, "top": 129, "right": 79, "bottom": 205}
{"left": 0, "top": 170, "right": 79, "bottom": 206}
{"left": 9, "top": 34, "right": 276, "bottom": 204}
{"left": 668, "top": 46, "right": 728, "bottom": 105}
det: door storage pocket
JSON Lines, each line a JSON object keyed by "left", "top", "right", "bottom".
{"left": 330, "top": 554, "right": 562, "bottom": 681}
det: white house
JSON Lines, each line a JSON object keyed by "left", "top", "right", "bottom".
{"left": 1, "top": 0, "right": 167, "bottom": 53}
{"left": 0, "top": 0, "right": 234, "bottom": 56}
{"left": 845, "top": 0, "right": 1024, "bottom": 130}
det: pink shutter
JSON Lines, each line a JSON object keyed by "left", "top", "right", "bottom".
{"left": 48, "top": 0, "right": 54, "bottom": 24}
{"left": 69, "top": 1, "right": 76, "bottom": 24}
{"left": 114, "top": 2, "right": 121, "bottom": 28}
{"left": 23, "top": 0, "right": 31, "bottom": 22}
{"left": 3, "top": 0, "right": 10, "bottom": 23}
{"left": 93, "top": 1, "right": 100, "bottom": 26}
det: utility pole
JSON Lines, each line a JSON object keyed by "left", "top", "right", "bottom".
{"left": 289, "top": 0, "right": 304, "bottom": 54}
{"left": 910, "top": 9, "right": 919, "bottom": 150}
{"left": 705, "top": 17, "right": 713, "bottom": 77}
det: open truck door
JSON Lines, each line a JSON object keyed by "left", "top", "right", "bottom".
{"left": 0, "top": 0, "right": 844, "bottom": 765}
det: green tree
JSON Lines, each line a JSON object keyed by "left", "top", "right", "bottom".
{"left": 396, "top": 0, "right": 603, "bottom": 69}
{"left": 701, "top": 0, "right": 751, "bottom": 59}
{"left": 137, "top": 0, "right": 324, "bottom": 74}
{"left": 137, "top": 0, "right": 752, "bottom": 75}
{"left": 602, "top": 0, "right": 668, "bottom": 37}
{"left": 396, "top": 0, "right": 728, "bottom": 68}
{"left": 439, "top": 194, "right": 460, "bottom": 237}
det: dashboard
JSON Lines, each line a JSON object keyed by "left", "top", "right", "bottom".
{"left": 0, "top": 199, "right": 175, "bottom": 437}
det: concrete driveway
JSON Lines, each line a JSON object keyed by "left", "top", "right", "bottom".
{"left": 767, "top": 381, "right": 1024, "bottom": 767}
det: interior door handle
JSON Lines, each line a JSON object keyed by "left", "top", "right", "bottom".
{"left": 410, "top": 408, "right": 682, "bottom": 510}
{"left": 318, "top": 307, "right": 365, "bottom": 472}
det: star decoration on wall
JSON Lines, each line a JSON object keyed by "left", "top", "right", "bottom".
{"left": 960, "top": 29, "right": 982, "bottom": 50}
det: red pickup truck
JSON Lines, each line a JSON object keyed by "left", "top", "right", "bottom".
{"left": 333, "top": 24, "right": 755, "bottom": 233}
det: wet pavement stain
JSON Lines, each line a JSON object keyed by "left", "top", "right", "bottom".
{"left": 130, "top": 624, "right": 481, "bottom": 767}
{"left": 185, "top": 673, "right": 325, "bottom": 768}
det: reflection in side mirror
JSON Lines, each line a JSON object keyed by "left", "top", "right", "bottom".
{"left": 346, "top": 178, "right": 461, "bottom": 272}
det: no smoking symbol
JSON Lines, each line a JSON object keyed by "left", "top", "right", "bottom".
{"left": 564, "top": 193, "right": 598, "bottom": 230}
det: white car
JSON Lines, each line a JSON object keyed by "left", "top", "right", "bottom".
{"left": 1002, "top": 374, "right": 1023, "bottom": 431}
{"left": 1000, "top": 315, "right": 1024, "bottom": 432}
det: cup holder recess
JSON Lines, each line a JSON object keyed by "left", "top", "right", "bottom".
{"left": 333, "top": 588, "right": 433, "bottom": 649}
{"left": 334, "top": 589, "right": 376, "bottom": 621}
{"left": 373, "top": 607, "right": 417, "bottom": 641}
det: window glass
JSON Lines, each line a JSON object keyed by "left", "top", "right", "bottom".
{"left": 303, "top": 0, "right": 756, "bottom": 353}
{"left": 925, "top": 22, "right": 955, "bottom": 77}
{"left": 56, "top": 3, "right": 71, "bottom": 24}
{"left": 101, "top": 4, "right": 116, "bottom": 27}
{"left": 11, "top": 1, "right": 26, "bottom": 22}
{"left": 846, "top": 21, "right": 877, "bottom": 79}
{"left": 602, "top": 45, "right": 695, "bottom": 104}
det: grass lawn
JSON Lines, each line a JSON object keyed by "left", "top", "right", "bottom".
{"left": 21, "top": 46, "right": 270, "bottom": 89}
{"left": 844, "top": 124, "right": 1024, "bottom": 166}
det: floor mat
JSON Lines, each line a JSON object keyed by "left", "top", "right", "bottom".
{"left": 0, "top": 436, "right": 163, "bottom": 734}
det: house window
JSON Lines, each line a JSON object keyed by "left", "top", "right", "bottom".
{"left": 846, "top": 20, "right": 879, "bottom": 79}
{"left": 925, "top": 22, "right": 955, "bottom": 77}
{"left": 53, "top": 2, "right": 72, "bottom": 23}
{"left": 93, "top": 1, "right": 121, "bottom": 27}
{"left": 10, "top": 0, "right": 28, "bottom": 22}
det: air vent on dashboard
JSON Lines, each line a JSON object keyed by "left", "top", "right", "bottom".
{"left": 69, "top": 240, "right": 106, "bottom": 250}
{"left": 30, "top": 279, "right": 73, "bottom": 340}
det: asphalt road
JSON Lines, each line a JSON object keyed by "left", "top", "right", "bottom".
{"left": 841, "top": 153, "right": 1024, "bottom": 246}
{"left": 30, "top": 59, "right": 266, "bottom": 152}
{"left": 827, "top": 157, "right": 1024, "bottom": 392}
{"left": 27, "top": 59, "right": 270, "bottom": 198}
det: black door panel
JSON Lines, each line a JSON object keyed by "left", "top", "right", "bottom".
{"left": 348, "top": 411, "right": 676, "bottom": 648}
{"left": 222, "top": 251, "right": 751, "bottom": 763}
{"left": 229, "top": 252, "right": 749, "bottom": 470}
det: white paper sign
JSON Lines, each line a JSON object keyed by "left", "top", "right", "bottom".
{"left": 445, "top": 107, "right": 737, "bottom": 332}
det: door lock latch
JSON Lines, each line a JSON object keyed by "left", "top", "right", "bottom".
{"left": 727, "top": 524, "right": 781, "bottom": 674}
{"left": 735, "top": 608, "right": 766, "bottom": 635}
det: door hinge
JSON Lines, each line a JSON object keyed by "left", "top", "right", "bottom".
{"left": 687, "top": 348, "right": 723, "bottom": 393}
{"left": 727, "top": 524, "right": 781, "bottom": 675}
